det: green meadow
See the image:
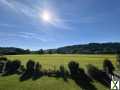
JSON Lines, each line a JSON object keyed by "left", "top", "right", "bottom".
{"left": 0, "top": 54, "right": 117, "bottom": 90}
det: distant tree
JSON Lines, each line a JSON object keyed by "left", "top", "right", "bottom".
{"left": 38, "top": 49, "right": 44, "bottom": 54}
{"left": 25, "top": 49, "right": 31, "bottom": 54}
{"left": 48, "top": 50, "right": 53, "bottom": 54}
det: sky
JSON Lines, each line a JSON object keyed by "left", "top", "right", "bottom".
{"left": 0, "top": 0, "right": 120, "bottom": 50}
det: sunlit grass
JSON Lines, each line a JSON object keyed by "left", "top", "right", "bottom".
{"left": 0, "top": 54, "right": 116, "bottom": 90}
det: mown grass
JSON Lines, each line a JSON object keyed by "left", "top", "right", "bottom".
{"left": 0, "top": 54, "right": 117, "bottom": 90}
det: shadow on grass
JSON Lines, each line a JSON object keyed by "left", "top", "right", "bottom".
{"left": 2, "top": 57, "right": 113, "bottom": 90}
{"left": 0, "top": 57, "right": 24, "bottom": 76}
{"left": 87, "top": 64, "right": 111, "bottom": 88}
{"left": 68, "top": 61, "right": 97, "bottom": 90}
{"left": 20, "top": 60, "right": 43, "bottom": 81}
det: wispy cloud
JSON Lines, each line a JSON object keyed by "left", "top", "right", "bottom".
{"left": 0, "top": 0, "right": 14, "bottom": 9}
{"left": 0, "top": 0, "right": 98, "bottom": 30}
{"left": 0, "top": 0, "right": 38, "bottom": 18}
{"left": 0, "top": 23, "right": 18, "bottom": 28}
{"left": 19, "top": 32, "right": 55, "bottom": 42}
{"left": 0, "top": 0, "right": 71, "bottom": 30}
{"left": 48, "top": 18, "right": 72, "bottom": 30}
{"left": 0, "top": 32, "right": 16, "bottom": 37}
{"left": 0, "top": 31, "right": 47, "bottom": 42}
{"left": 57, "top": 15, "right": 99, "bottom": 24}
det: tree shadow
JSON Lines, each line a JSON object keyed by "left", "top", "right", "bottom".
{"left": 87, "top": 64, "right": 111, "bottom": 88}
{"left": 20, "top": 60, "right": 34, "bottom": 81}
{"left": 54, "top": 65, "right": 69, "bottom": 82}
{"left": 68, "top": 61, "right": 97, "bottom": 90}
{"left": 0, "top": 57, "right": 113, "bottom": 90}
{"left": 0, "top": 57, "right": 22, "bottom": 76}
{"left": 32, "top": 62, "right": 43, "bottom": 80}
{"left": 103, "top": 59, "right": 115, "bottom": 75}
{"left": 20, "top": 60, "right": 43, "bottom": 81}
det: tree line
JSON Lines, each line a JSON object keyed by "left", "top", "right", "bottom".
{"left": 0, "top": 42, "right": 120, "bottom": 55}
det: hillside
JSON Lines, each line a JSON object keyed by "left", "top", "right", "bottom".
{"left": 0, "top": 43, "right": 120, "bottom": 55}
{"left": 54, "top": 43, "right": 120, "bottom": 54}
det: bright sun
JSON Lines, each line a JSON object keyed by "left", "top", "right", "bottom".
{"left": 41, "top": 10, "right": 52, "bottom": 22}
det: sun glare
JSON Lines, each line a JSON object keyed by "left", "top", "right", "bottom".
{"left": 41, "top": 10, "right": 52, "bottom": 22}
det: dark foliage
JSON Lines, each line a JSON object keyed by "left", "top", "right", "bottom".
{"left": 87, "top": 64, "right": 111, "bottom": 88}
{"left": 47, "top": 49, "right": 54, "bottom": 54}
{"left": 34, "top": 49, "right": 44, "bottom": 54}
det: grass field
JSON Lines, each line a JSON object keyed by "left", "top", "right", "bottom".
{"left": 0, "top": 54, "right": 117, "bottom": 90}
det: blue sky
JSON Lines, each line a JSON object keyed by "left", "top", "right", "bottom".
{"left": 0, "top": 0, "right": 120, "bottom": 50}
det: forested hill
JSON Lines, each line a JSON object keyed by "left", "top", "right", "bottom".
{"left": 55, "top": 43, "right": 120, "bottom": 54}
{"left": 0, "top": 43, "right": 120, "bottom": 55}
{"left": 0, "top": 47, "right": 30, "bottom": 55}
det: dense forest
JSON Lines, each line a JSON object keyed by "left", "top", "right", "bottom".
{"left": 54, "top": 43, "right": 120, "bottom": 54}
{"left": 0, "top": 43, "right": 120, "bottom": 55}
